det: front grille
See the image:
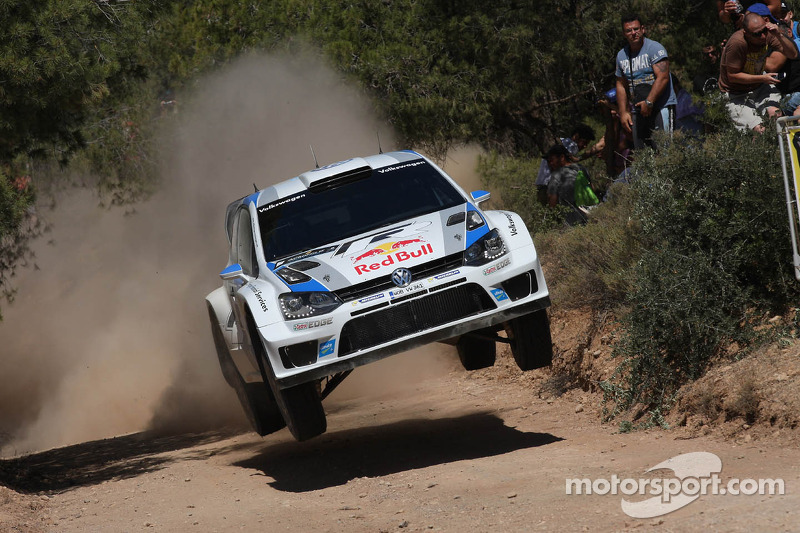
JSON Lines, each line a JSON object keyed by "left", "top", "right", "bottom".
{"left": 333, "top": 252, "right": 463, "bottom": 302}
{"left": 338, "top": 283, "right": 496, "bottom": 356}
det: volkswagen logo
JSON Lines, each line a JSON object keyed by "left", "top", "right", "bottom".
{"left": 391, "top": 268, "right": 413, "bottom": 288}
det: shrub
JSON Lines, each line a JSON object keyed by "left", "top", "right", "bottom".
{"left": 0, "top": 164, "right": 40, "bottom": 318}
{"left": 603, "top": 125, "right": 800, "bottom": 419}
{"left": 535, "top": 185, "right": 642, "bottom": 310}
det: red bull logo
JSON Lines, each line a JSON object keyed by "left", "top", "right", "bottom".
{"left": 351, "top": 238, "right": 426, "bottom": 263}
{"left": 354, "top": 243, "right": 434, "bottom": 275}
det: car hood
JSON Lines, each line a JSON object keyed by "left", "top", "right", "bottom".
{"left": 267, "top": 205, "right": 484, "bottom": 293}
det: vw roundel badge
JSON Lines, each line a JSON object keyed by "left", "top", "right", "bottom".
{"left": 391, "top": 268, "right": 413, "bottom": 288}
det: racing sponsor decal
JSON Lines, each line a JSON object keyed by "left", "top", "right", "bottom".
{"left": 292, "top": 317, "right": 333, "bottom": 331}
{"left": 428, "top": 269, "right": 460, "bottom": 282}
{"left": 273, "top": 245, "right": 337, "bottom": 268}
{"left": 503, "top": 212, "right": 518, "bottom": 237}
{"left": 247, "top": 284, "right": 268, "bottom": 312}
{"left": 352, "top": 238, "right": 426, "bottom": 263}
{"left": 483, "top": 257, "right": 511, "bottom": 276}
{"left": 490, "top": 288, "right": 509, "bottom": 302}
{"left": 356, "top": 293, "right": 385, "bottom": 305}
{"left": 376, "top": 160, "right": 425, "bottom": 174}
{"left": 257, "top": 193, "right": 306, "bottom": 213}
{"left": 319, "top": 339, "right": 336, "bottom": 357}
{"left": 389, "top": 282, "right": 424, "bottom": 299}
{"left": 354, "top": 243, "right": 434, "bottom": 275}
{"left": 335, "top": 220, "right": 432, "bottom": 258}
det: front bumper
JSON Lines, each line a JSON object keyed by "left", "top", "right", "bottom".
{"left": 255, "top": 242, "right": 550, "bottom": 389}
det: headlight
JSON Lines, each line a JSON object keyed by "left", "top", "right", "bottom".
{"left": 279, "top": 292, "right": 342, "bottom": 320}
{"left": 463, "top": 229, "right": 507, "bottom": 266}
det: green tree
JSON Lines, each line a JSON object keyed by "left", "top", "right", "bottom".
{"left": 0, "top": 0, "right": 163, "bottom": 310}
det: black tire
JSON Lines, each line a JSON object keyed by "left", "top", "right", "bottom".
{"left": 507, "top": 309, "right": 553, "bottom": 371}
{"left": 273, "top": 381, "right": 327, "bottom": 442}
{"left": 244, "top": 310, "right": 327, "bottom": 441}
{"left": 210, "top": 304, "right": 285, "bottom": 436}
{"left": 456, "top": 330, "right": 496, "bottom": 370}
{"left": 240, "top": 382, "right": 288, "bottom": 436}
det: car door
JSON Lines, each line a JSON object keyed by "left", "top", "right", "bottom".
{"left": 225, "top": 206, "right": 259, "bottom": 348}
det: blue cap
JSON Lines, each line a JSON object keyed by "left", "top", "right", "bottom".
{"left": 747, "top": 3, "right": 779, "bottom": 22}
{"left": 604, "top": 88, "right": 617, "bottom": 103}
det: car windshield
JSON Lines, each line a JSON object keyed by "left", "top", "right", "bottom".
{"left": 257, "top": 158, "right": 465, "bottom": 262}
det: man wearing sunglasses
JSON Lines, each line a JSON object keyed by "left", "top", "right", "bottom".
{"left": 719, "top": 11, "right": 799, "bottom": 131}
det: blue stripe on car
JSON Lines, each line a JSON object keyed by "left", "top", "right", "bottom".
{"left": 243, "top": 191, "right": 260, "bottom": 206}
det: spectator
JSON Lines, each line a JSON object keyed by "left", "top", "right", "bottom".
{"left": 534, "top": 124, "right": 595, "bottom": 205}
{"left": 780, "top": 0, "right": 800, "bottom": 41}
{"left": 718, "top": 0, "right": 781, "bottom": 28}
{"left": 615, "top": 13, "right": 677, "bottom": 149}
{"left": 588, "top": 89, "right": 633, "bottom": 178}
{"left": 545, "top": 144, "right": 594, "bottom": 226}
{"left": 777, "top": 1, "right": 800, "bottom": 115}
{"left": 693, "top": 44, "right": 721, "bottom": 95}
{"left": 718, "top": 11, "right": 798, "bottom": 132}
{"left": 750, "top": 2, "right": 796, "bottom": 41}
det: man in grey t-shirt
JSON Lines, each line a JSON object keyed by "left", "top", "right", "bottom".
{"left": 615, "top": 13, "right": 677, "bottom": 148}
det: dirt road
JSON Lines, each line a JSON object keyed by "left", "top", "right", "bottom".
{"left": 2, "top": 348, "right": 798, "bottom": 532}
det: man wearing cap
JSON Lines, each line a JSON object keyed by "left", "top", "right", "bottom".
{"left": 545, "top": 144, "right": 592, "bottom": 226}
{"left": 615, "top": 13, "right": 677, "bottom": 149}
{"left": 719, "top": 11, "right": 798, "bottom": 131}
{"left": 719, "top": 0, "right": 781, "bottom": 28}
{"left": 534, "top": 124, "right": 595, "bottom": 205}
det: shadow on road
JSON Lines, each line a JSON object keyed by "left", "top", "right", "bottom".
{"left": 235, "top": 412, "right": 562, "bottom": 492}
{"left": 0, "top": 428, "right": 243, "bottom": 494}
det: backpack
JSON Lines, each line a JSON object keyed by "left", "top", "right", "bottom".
{"left": 574, "top": 168, "right": 599, "bottom": 207}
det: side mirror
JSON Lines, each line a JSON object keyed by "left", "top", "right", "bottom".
{"left": 220, "top": 263, "right": 245, "bottom": 281}
{"left": 470, "top": 190, "right": 491, "bottom": 205}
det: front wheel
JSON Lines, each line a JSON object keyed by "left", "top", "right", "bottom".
{"left": 208, "top": 304, "right": 285, "bottom": 436}
{"left": 274, "top": 381, "right": 327, "bottom": 441}
{"left": 456, "top": 329, "right": 496, "bottom": 370}
{"left": 245, "top": 310, "right": 327, "bottom": 441}
{"left": 507, "top": 309, "right": 553, "bottom": 371}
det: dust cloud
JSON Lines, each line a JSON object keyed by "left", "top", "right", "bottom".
{"left": 0, "top": 52, "right": 485, "bottom": 457}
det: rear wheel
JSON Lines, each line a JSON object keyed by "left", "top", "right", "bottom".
{"left": 456, "top": 330, "right": 496, "bottom": 370}
{"left": 245, "top": 311, "right": 327, "bottom": 441}
{"left": 507, "top": 309, "right": 553, "bottom": 371}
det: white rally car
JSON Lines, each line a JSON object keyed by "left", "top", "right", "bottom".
{"left": 206, "top": 150, "right": 552, "bottom": 441}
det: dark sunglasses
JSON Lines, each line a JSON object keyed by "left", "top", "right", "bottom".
{"left": 747, "top": 28, "right": 769, "bottom": 37}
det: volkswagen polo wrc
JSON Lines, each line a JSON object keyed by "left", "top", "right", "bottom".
{"left": 206, "top": 150, "right": 552, "bottom": 441}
